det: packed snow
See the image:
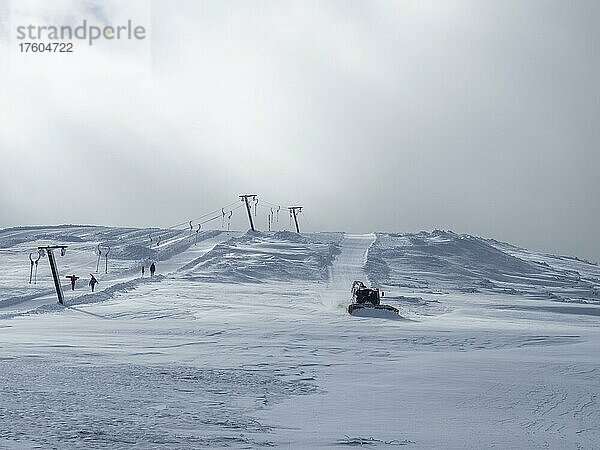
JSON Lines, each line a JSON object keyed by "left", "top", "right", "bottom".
{"left": 1, "top": 225, "right": 599, "bottom": 448}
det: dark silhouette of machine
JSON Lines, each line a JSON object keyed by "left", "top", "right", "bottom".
{"left": 347, "top": 281, "right": 399, "bottom": 316}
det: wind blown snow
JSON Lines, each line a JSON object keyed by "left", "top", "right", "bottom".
{"left": 1, "top": 225, "right": 599, "bottom": 448}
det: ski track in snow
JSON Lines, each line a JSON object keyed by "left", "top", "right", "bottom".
{"left": 320, "top": 233, "right": 375, "bottom": 312}
{"left": 1, "top": 225, "right": 600, "bottom": 448}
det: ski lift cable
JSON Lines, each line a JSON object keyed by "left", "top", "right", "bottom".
{"left": 260, "top": 199, "right": 282, "bottom": 208}
{"left": 123, "top": 198, "right": 243, "bottom": 250}
{"left": 165, "top": 220, "right": 190, "bottom": 230}
{"left": 198, "top": 203, "right": 244, "bottom": 226}
{"left": 255, "top": 203, "right": 275, "bottom": 211}
{"left": 186, "top": 200, "right": 240, "bottom": 225}
{"left": 199, "top": 214, "right": 223, "bottom": 225}
{"left": 154, "top": 201, "right": 239, "bottom": 243}
{"left": 149, "top": 200, "right": 242, "bottom": 247}
{"left": 161, "top": 199, "right": 240, "bottom": 231}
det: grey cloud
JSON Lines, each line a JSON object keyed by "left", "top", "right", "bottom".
{"left": 0, "top": 0, "right": 598, "bottom": 261}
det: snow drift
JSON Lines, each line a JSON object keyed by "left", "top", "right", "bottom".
{"left": 367, "top": 230, "right": 600, "bottom": 304}
{"left": 179, "top": 230, "right": 343, "bottom": 283}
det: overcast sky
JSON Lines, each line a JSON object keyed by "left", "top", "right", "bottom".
{"left": 0, "top": 0, "right": 599, "bottom": 261}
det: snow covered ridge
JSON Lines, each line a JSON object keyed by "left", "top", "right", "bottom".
{"left": 2, "top": 227, "right": 600, "bottom": 447}
{"left": 179, "top": 230, "right": 343, "bottom": 283}
{"left": 366, "top": 230, "right": 600, "bottom": 304}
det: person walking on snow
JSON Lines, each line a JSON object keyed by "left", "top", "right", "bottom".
{"left": 66, "top": 275, "right": 79, "bottom": 291}
{"left": 89, "top": 274, "right": 98, "bottom": 292}
{"left": 141, "top": 265, "right": 145, "bottom": 277}
{"left": 150, "top": 262, "right": 156, "bottom": 277}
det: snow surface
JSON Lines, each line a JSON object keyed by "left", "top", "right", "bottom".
{"left": 1, "top": 226, "right": 599, "bottom": 448}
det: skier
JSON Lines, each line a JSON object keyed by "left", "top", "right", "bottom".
{"left": 66, "top": 275, "right": 79, "bottom": 291}
{"left": 89, "top": 274, "right": 98, "bottom": 292}
{"left": 141, "top": 265, "right": 145, "bottom": 277}
{"left": 150, "top": 262, "right": 156, "bottom": 277}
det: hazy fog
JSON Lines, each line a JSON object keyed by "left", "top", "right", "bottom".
{"left": 1, "top": 0, "right": 598, "bottom": 261}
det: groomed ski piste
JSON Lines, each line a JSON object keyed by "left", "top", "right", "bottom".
{"left": 1, "top": 225, "right": 599, "bottom": 448}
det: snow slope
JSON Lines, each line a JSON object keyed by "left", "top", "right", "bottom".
{"left": 1, "top": 226, "right": 599, "bottom": 448}
{"left": 367, "top": 230, "right": 600, "bottom": 303}
{"left": 179, "top": 230, "right": 342, "bottom": 283}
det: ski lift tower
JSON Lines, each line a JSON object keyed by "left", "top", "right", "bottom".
{"left": 38, "top": 245, "right": 68, "bottom": 305}
{"left": 288, "top": 206, "right": 302, "bottom": 233}
{"left": 239, "top": 194, "right": 258, "bottom": 231}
